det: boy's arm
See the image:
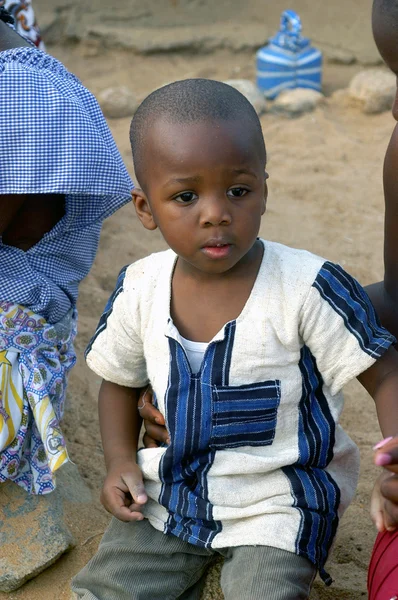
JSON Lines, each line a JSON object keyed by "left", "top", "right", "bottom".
{"left": 99, "top": 380, "right": 147, "bottom": 522}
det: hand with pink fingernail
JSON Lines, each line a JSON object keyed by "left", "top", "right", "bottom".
{"left": 371, "top": 435, "right": 398, "bottom": 533}
{"left": 374, "top": 435, "right": 398, "bottom": 474}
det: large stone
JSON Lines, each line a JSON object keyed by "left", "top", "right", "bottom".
{"left": 79, "top": 23, "right": 267, "bottom": 54}
{"left": 0, "top": 462, "right": 91, "bottom": 592}
{"left": 223, "top": 80, "right": 267, "bottom": 116}
{"left": 323, "top": 47, "right": 356, "bottom": 65}
{"left": 348, "top": 69, "right": 396, "bottom": 114}
{"left": 98, "top": 86, "right": 139, "bottom": 119}
{"left": 272, "top": 88, "right": 325, "bottom": 117}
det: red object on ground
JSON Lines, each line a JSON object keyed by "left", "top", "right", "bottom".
{"left": 368, "top": 530, "right": 398, "bottom": 600}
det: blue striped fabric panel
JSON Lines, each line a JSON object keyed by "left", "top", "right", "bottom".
{"left": 211, "top": 381, "right": 281, "bottom": 449}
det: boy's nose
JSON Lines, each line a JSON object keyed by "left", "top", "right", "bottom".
{"left": 199, "top": 196, "right": 232, "bottom": 227}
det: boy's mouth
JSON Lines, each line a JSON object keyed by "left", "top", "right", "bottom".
{"left": 201, "top": 239, "right": 232, "bottom": 259}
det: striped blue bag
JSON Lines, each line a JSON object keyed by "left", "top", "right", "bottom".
{"left": 257, "top": 10, "right": 322, "bottom": 99}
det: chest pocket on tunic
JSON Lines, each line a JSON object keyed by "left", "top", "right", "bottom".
{"left": 210, "top": 380, "right": 281, "bottom": 449}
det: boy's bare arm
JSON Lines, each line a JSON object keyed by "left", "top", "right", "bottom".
{"left": 99, "top": 380, "right": 147, "bottom": 522}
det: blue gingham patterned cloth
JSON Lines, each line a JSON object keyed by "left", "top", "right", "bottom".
{"left": 0, "top": 47, "right": 133, "bottom": 323}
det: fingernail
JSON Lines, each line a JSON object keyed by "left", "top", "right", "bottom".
{"left": 373, "top": 437, "right": 393, "bottom": 450}
{"left": 136, "top": 494, "right": 147, "bottom": 503}
{"left": 375, "top": 453, "right": 392, "bottom": 466}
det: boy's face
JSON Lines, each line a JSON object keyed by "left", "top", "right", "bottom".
{"left": 133, "top": 118, "right": 267, "bottom": 276}
{"left": 373, "top": 8, "right": 398, "bottom": 120}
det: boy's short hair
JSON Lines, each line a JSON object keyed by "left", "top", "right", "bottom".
{"left": 130, "top": 78, "right": 267, "bottom": 182}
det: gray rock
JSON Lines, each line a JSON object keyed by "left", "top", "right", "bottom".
{"left": 61, "top": 22, "right": 268, "bottom": 54}
{"left": 272, "top": 88, "right": 325, "bottom": 117}
{"left": 98, "top": 86, "right": 139, "bottom": 119}
{"left": 348, "top": 69, "right": 396, "bottom": 114}
{"left": 0, "top": 462, "right": 91, "bottom": 592}
{"left": 223, "top": 80, "right": 267, "bottom": 116}
{"left": 324, "top": 47, "right": 356, "bottom": 65}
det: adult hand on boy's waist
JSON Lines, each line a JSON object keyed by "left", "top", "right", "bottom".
{"left": 139, "top": 386, "right": 170, "bottom": 447}
{"left": 101, "top": 457, "right": 147, "bottom": 522}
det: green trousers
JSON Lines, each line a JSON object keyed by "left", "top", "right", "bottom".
{"left": 72, "top": 518, "right": 316, "bottom": 600}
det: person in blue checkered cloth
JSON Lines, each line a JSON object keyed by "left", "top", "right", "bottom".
{"left": 72, "top": 78, "right": 398, "bottom": 600}
{"left": 0, "top": 12, "right": 133, "bottom": 495}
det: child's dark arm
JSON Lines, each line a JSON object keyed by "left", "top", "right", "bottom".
{"left": 99, "top": 380, "right": 147, "bottom": 522}
{"left": 383, "top": 125, "right": 398, "bottom": 303}
{"left": 366, "top": 283, "right": 398, "bottom": 340}
{"left": 357, "top": 347, "right": 398, "bottom": 439}
{"left": 365, "top": 124, "right": 398, "bottom": 338}
{"left": 358, "top": 348, "right": 398, "bottom": 529}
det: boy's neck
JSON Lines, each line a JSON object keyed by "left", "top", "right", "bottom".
{"left": 175, "top": 239, "right": 263, "bottom": 284}
{"left": 171, "top": 239, "right": 264, "bottom": 342}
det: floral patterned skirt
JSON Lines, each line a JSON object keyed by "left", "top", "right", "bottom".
{"left": 1, "top": 0, "right": 45, "bottom": 50}
{"left": 0, "top": 302, "right": 76, "bottom": 494}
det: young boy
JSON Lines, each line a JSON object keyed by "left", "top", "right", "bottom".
{"left": 72, "top": 78, "right": 398, "bottom": 600}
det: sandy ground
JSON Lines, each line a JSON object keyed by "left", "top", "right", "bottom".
{"left": 2, "top": 45, "right": 396, "bottom": 599}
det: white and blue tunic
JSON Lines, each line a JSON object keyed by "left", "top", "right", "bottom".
{"left": 86, "top": 240, "right": 395, "bottom": 580}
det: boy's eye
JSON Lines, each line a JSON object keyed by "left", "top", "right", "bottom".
{"left": 173, "top": 192, "right": 197, "bottom": 204}
{"left": 227, "top": 187, "right": 248, "bottom": 198}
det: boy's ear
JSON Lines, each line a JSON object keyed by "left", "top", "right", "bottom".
{"left": 132, "top": 189, "right": 157, "bottom": 231}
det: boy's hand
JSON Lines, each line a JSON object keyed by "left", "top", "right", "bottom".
{"left": 101, "top": 458, "right": 147, "bottom": 522}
